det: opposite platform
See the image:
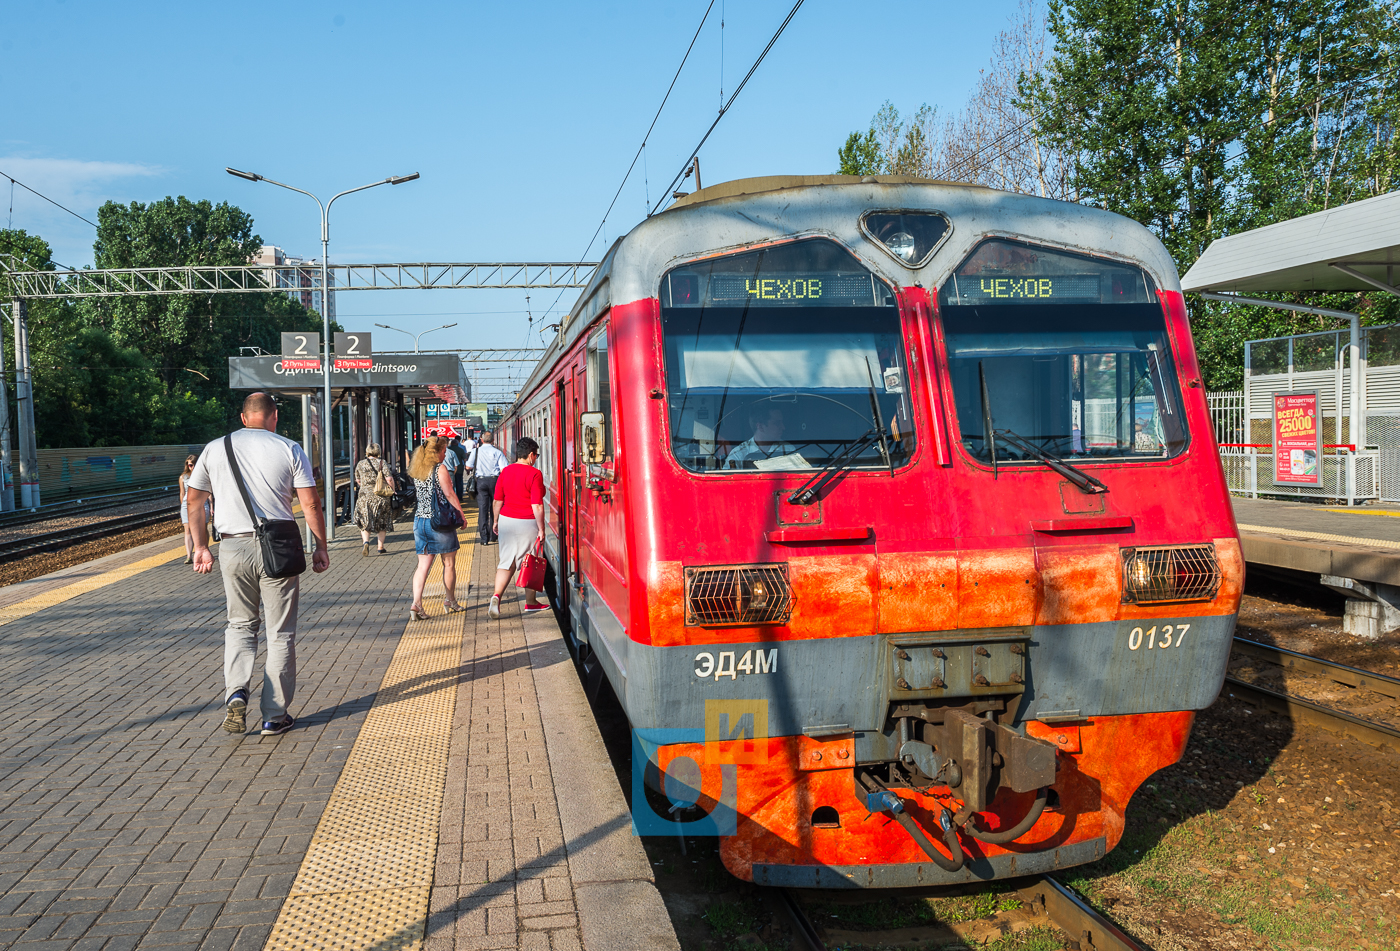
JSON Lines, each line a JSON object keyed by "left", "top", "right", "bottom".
{"left": 1233, "top": 496, "right": 1400, "bottom": 584}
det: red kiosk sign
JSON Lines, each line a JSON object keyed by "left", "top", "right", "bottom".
{"left": 1272, "top": 391, "right": 1322, "bottom": 486}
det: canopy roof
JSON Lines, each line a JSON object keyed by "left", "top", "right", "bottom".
{"left": 1180, "top": 189, "right": 1400, "bottom": 293}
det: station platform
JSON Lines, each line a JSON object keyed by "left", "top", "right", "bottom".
{"left": 0, "top": 522, "right": 679, "bottom": 951}
{"left": 1233, "top": 496, "right": 1400, "bottom": 585}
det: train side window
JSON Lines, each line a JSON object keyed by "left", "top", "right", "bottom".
{"left": 586, "top": 325, "right": 615, "bottom": 468}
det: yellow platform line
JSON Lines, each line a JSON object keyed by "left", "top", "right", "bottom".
{"left": 0, "top": 544, "right": 187, "bottom": 628}
{"left": 264, "top": 541, "right": 473, "bottom": 951}
{"left": 1323, "top": 507, "right": 1400, "bottom": 518}
{"left": 1237, "top": 522, "right": 1400, "bottom": 551}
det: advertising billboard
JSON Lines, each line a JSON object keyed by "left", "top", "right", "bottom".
{"left": 1272, "top": 391, "right": 1322, "bottom": 486}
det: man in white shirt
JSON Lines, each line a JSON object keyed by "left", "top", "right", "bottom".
{"left": 186, "top": 392, "right": 329, "bottom": 737}
{"left": 466, "top": 431, "right": 509, "bottom": 544}
{"left": 725, "top": 406, "right": 798, "bottom": 468}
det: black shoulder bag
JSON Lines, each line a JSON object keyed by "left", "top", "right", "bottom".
{"left": 225, "top": 434, "right": 307, "bottom": 579}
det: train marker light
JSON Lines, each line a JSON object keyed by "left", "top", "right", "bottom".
{"left": 685, "top": 564, "right": 792, "bottom": 626}
{"left": 885, "top": 231, "right": 916, "bottom": 262}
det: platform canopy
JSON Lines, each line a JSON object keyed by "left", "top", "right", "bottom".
{"left": 1181, "top": 189, "right": 1400, "bottom": 294}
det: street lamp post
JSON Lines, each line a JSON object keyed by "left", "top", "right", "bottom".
{"left": 374, "top": 321, "right": 458, "bottom": 353}
{"left": 226, "top": 167, "right": 419, "bottom": 541}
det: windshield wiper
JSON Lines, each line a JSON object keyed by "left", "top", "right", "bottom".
{"left": 978, "top": 361, "right": 997, "bottom": 479}
{"left": 996, "top": 428, "right": 1108, "bottom": 495}
{"left": 787, "top": 362, "right": 896, "bottom": 505}
{"left": 866, "top": 358, "right": 895, "bottom": 477}
{"left": 788, "top": 430, "right": 879, "bottom": 505}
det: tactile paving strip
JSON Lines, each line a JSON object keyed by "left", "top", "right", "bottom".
{"left": 1237, "top": 522, "right": 1400, "bottom": 550}
{"left": 264, "top": 541, "right": 472, "bottom": 951}
{"left": 267, "top": 887, "right": 431, "bottom": 951}
{"left": 0, "top": 544, "right": 186, "bottom": 627}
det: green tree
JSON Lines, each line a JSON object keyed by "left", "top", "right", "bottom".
{"left": 1022, "top": 0, "right": 1400, "bottom": 388}
{"left": 79, "top": 196, "right": 324, "bottom": 437}
{"left": 837, "top": 129, "right": 883, "bottom": 175}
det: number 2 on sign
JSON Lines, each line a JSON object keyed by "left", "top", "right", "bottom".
{"left": 1128, "top": 623, "right": 1189, "bottom": 650}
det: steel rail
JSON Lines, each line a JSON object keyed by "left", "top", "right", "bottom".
{"left": 0, "top": 506, "right": 180, "bottom": 563}
{"left": 1019, "top": 877, "right": 1148, "bottom": 951}
{"left": 776, "top": 876, "right": 1146, "bottom": 951}
{"left": 1233, "top": 636, "right": 1400, "bottom": 700}
{"left": 0, "top": 486, "right": 179, "bottom": 530}
{"left": 1223, "top": 675, "right": 1400, "bottom": 755}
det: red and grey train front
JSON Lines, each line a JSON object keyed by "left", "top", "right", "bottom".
{"left": 609, "top": 186, "right": 1242, "bottom": 887}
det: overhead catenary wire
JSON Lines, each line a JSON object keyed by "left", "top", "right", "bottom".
{"left": 540, "top": 0, "right": 718, "bottom": 327}
{"left": 648, "top": 0, "right": 806, "bottom": 217}
{"left": 0, "top": 171, "right": 100, "bottom": 229}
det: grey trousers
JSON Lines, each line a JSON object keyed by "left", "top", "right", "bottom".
{"left": 219, "top": 536, "right": 299, "bottom": 720}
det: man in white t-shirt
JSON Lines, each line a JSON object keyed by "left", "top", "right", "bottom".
{"left": 186, "top": 392, "right": 329, "bottom": 737}
{"left": 466, "top": 431, "right": 509, "bottom": 544}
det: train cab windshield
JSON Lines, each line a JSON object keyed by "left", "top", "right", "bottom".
{"left": 660, "top": 239, "right": 916, "bottom": 473}
{"left": 939, "top": 239, "right": 1188, "bottom": 465}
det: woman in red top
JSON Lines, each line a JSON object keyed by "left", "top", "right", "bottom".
{"left": 489, "top": 436, "right": 546, "bottom": 618}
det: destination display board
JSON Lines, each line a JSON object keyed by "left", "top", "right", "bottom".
{"left": 1272, "top": 391, "right": 1322, "bottom": 486}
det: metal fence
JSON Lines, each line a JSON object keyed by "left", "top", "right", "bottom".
{"left": 36, "top": 444, "right": 203, "bottom": 501}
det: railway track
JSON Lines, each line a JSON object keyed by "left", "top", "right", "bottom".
{"left": 1226, "top": 636, "right": 1400, "bottom": 755}
{"left": 0, "top": 486, "right": 179, "bottom": 531}
{"left": 0, "top": 504, "right": 181, "bottom": 564}
{"left": 776, "top": 875, "right": 1147, "bottom": 950}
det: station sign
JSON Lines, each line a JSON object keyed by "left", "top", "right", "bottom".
{"left": 1272, "top": 391, "right": 1322, "bottom": 486}
{"left": 423, "top": 418, "right": 466, "bottom": 439}
{"left": 333, "top": 332, "right": 373, "bottom": 370}
{"left": 280, "top": 332, "right": 321, "bottom": 370}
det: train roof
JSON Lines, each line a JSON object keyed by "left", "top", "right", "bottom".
{"left": 512, "top": 177, "right": 1179, "bottom": 411}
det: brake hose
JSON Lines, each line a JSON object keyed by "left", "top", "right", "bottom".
{"left": 893, "top": 806, "right": 966, "bottom": 872}
{"left": 861, "top": 773, "right": 966, "bottom": 872}
{"left": 961, "top": 787, "right": 1049, "bottom": 845}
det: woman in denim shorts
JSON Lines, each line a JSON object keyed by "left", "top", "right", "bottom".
{"left": 407, "top": 436, "right": 467, "bottom": 619}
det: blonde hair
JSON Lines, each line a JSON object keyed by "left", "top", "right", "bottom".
{"left": 408, "top": 436, "right": 448, "bottom": 481}
{"left": 366, "top": 442, "right": 381, "bottom": 457}
{"left": 183, "top": 455, "right": 197, "bottom": 472}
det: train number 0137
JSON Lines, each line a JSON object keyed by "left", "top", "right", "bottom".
{"left": 1127, "top": 623, "right": 1189, "bottom": 650}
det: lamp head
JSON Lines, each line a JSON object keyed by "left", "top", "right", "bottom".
{"left": 226, "top": 168, "right": 262, "bottom": 182}
{"left": 389, "top": 173, "right": 421, "bottom": 185}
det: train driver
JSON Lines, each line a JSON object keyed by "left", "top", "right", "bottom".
{"left": 725, "top": 405, "right": 799, "bottom": 468}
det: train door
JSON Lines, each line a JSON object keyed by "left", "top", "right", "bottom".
{"left": 552, "top": 379, "right": 572, "bottom": 617}
{"left": 561, "top": 369, "right": 583, "bottom": 604}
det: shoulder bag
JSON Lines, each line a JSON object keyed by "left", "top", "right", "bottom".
{"left": 225, "top": 434, "right": 307, "bottom": 579}
{"left": 373, "top": 460, "right": 395, "bottom": 498}
{"left": 429, "top": 464, "right": 465, "bottom": 532}
{"left": 464, "top": 447, "right": 478, "bottom": 496}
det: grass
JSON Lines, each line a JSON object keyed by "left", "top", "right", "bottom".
{"left": 1064, "top": 814, "right": 1395, "bottom": 949}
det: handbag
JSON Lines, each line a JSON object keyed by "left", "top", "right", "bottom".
{"left": 429, "top": 464, "right": 465, "bottom": 532}
{"left": 465, "top": 447, "right": 478, "bottom": 496}
{"left": 373, "top": 460, "right": 395, "bottom": 498}
{"left": 516, "top": 538, "right": 546, "bottom": 590}
{"left": 224, "top": 434, "right": 307, "bottom": 579}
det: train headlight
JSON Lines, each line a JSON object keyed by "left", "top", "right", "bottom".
{"left": 686, "top": 564, "right": 792, "bottom": 626}
{"left": 886, "top": 231, "right": 917, "bottom": 262}
{"left": 1120, "top": 545, "right": 1221, "bottom": 604}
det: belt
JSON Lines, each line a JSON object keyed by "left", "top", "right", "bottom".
{"left": 221, "top": 532, "right": 255, "bottom": 538}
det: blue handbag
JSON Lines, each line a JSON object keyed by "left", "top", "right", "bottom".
{"left": 429, "top": 464, "right": 464, "bottom": 532}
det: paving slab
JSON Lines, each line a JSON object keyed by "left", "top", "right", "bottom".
{"left": 1232, "top": 496, "right": 1400, "bottom": 583}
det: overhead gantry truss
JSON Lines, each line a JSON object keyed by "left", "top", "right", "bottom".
{"left": 2, "top": 262, "right": 599, "bottom": 299}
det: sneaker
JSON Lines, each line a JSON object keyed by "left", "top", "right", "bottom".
{"left": 184, "top": 553, "right": 193, "bottom": 565}
{"left": 260, "top": 715, "right": 295, "bottom": 736}
{"left": 222, "top": 696, "right": 247, "bottom": 734}
{"left": 488, "top": 596, "right": 501, "bottom": 619}
{"left": 523, "top": 602, "right": 549, "bottom": 612}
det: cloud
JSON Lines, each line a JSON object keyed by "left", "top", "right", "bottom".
{"left": 0, "top": 156, "right": 164, "bottom": 266}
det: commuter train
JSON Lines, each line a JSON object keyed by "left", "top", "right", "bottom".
{"left": 498, "top": 175, "right": 1242, "bottom": 887}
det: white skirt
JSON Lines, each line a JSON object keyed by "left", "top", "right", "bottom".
{"left": 496, "top": 515, "right": 538, "bottom": 574}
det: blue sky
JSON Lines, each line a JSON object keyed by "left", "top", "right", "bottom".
{"left": 2, "top": 0, "right": 1024, "bottom": 399}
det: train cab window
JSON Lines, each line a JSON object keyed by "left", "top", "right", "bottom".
{"left": 586, "top": 326, "right": 615, "bottom": 466}
{"left": 660, "top": 238, "right": 916, "bottom": 473}
{"left": 939, "top": 239, "right": 1187, "bottom": 464}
